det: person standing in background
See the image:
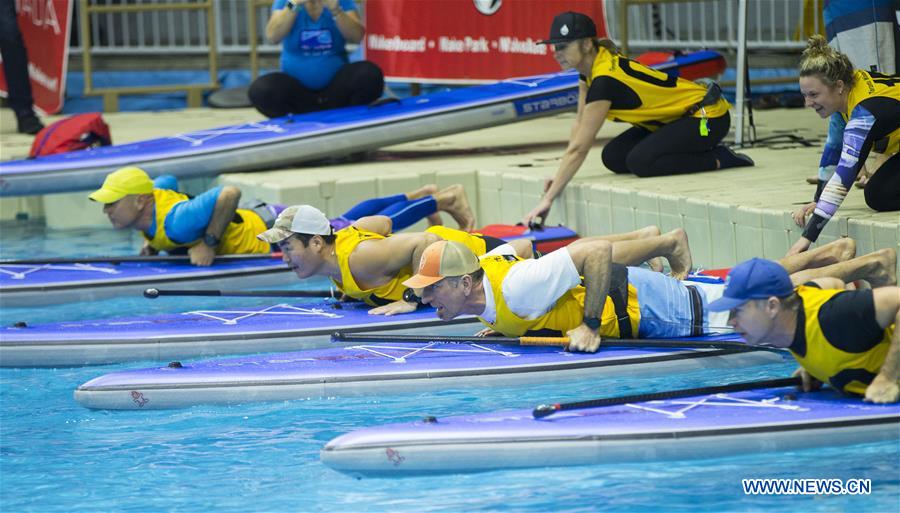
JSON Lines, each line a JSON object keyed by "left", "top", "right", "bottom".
{"left": 0, "top": 0, "right": 44, "bottom": 134}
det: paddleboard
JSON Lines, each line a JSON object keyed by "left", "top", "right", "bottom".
{"left": 0, "top": 301, "right": 475, "bottom": 367}
{"left": 74, "top": 334, "right": 784, "bottom": 410}
{"left": 321, "top": 387, "right": 900, "bottom": 476}
{"left": 0, "top": 51, "right": 726, "bottom": 196}
{"left": 0, "top": 224, "right": 577, "bottom": 307}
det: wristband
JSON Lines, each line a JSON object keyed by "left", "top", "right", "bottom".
{"left": 203, "top": 233, "right": 220, "bottom": 248}
{"left": 286, "top": 0, "right": 297, "bottom": 11}
{"left": 582, "top": 317, "right": 601, "bottom": 331}
{"left": 403, "top": 288, "right": 422, "bottom": 305}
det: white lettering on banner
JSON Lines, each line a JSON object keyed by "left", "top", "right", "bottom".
{"left": 497, "top": 37, "right": 547, "bottom": 55}
{"left": 27, "top": 62, "right": 58, "bottom": 92}
{"left": 438, "top": 37, "right": 489, "bottom": 53}
{"left": 17, "top": 0, "right": 61, "bottom": 35}
{"left": 367, "top": 34, "right": 427, "bottom": 52}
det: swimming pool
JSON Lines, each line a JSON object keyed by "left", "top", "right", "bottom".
{"left": 1, "top": 225, "right": 897, "bottom": 512}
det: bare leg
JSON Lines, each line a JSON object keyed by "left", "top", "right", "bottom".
{"left": 508, "top": 239, "right": 534, "bottom": 259}
{"left": 777, "top": 237, "right": 856, "bottom": 274}
{"left": 573, "top": 228, "right": 693, "bottom": 279}
{"left": 405, "top": 184, "right": 438, "bottom": 200}
{"left": 434, "top": 184, "right": 475, "bottom": 232}
{"left": 789, "top": 248, "right": 896, "bottom": 287}
{"left": 569, "top": 225, "right": 665, "bottom": 271}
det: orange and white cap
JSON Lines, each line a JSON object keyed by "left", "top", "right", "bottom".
{"left": 402, "top": 240, "right": 480, "bottom": 289}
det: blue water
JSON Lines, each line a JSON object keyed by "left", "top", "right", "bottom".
{"left": 1, "top": 225, "right": 898, "bottom": 512}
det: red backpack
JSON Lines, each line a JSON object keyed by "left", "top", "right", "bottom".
{"left": 29, "top": 113, "right": 112, "bottom": 158}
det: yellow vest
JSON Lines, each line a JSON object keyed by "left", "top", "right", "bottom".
{"left": 477, "top": 255, "right": 641, "bottom": 338}
{"left": 144, "top": 189, "right": 270, "bottom": 254}
{"left": 842, "top": 69, "right": 900, "bottom": 155}
{"left": 332, "top": 225, "right": 497, "bottom": 306}
{"left": 586, "top": 47, "right": 730, "bottom": 131}
{"left": 790, "top": 285, "right": 894, "bottom": 395}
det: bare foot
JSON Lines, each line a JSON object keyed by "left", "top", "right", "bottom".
{"left": 646, "top": 257, "right": 664, "bottom": 273}
{"left": 435, "top": 184, "right": 475, "bottom": 232}
{"left": 867, "top": 248, "right": 897, "bottom": 287}
{"left": 666, "top": 228, "right": 692, "bottom": 280}
{"left": 406, "top": 184, "right": 439, "bottom": 201}
{"left": 426, "top": 213, "right": 443, "bottom": 227}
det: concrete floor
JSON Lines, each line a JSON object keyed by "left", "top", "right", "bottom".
{"left": 0, "top": 102, "right": 896, "bottom": 273}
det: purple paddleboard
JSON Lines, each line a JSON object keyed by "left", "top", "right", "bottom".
{"left": 322, "top": 387, "right": 900, "bottom": 476}
{"left": 74, "top": 334, "right": 784, "bottom": 409}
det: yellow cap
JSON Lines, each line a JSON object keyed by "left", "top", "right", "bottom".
{"left": 88, "top": 166, "right": 154, "bottom": 204}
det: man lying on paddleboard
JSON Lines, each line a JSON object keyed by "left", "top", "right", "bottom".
{"left": 710, "top": 256, "right": 900, "bottom": 404}
{"left": 404, "top": 236, "right": 895, "bottom": 352}
{"left": 256, "top": 204, "right": 688, "bottom": 315}
{"left": 88, "top": 166, "right": 476, "bottom": 267}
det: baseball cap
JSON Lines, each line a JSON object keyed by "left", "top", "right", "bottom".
{"left": 538, "top": 11, "right": 597, "bottom": 45}
{"left": 707, "top": 258, "right": 794, "bottom": 311}
{"left": 257, "top": 205, "right": 333, "bottom": 244}
{"left": 402, "top": 240, "right": 480, "bottom": 289}
{"left": 88, "top": 166, "right": 154, "bottom": 204}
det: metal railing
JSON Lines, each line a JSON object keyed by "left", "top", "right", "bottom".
{"left": 610, "top": 0, "right": 821, "bottom": 54}
{"left": 72, "top": 0, "right": 818, "bottom": 57}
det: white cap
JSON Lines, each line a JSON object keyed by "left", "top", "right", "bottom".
{"left": 257, "top": 205, "right": 333, "bottom": 243}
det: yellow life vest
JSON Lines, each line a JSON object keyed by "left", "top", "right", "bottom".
{"left": 586, "top": 47, "right": 730, "bottom": 131}
{"left": 476, "top": 255, "right": 641, "bottom": 338}
{"left": 842, "top": 69, "right": 900, "bottom": 155}
{"left": 790, "top": 285, "right": 894, "bottom": 395}
{"left": 144, "top": 189, "right": 270, "bottom": 254}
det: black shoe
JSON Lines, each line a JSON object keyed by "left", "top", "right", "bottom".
{"left": 16, "top": 113, "right": 44, "bottom": 135}
{"left": 713, "top": 145, "right": 754, "bottom": 169}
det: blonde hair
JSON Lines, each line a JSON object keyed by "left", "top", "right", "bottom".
{"left": 591, "top": 38, "right": 619, "bottom": 55}
{"left": 799, "top": 34, "right": 854, "bottom": 88}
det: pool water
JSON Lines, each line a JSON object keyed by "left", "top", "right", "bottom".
{"left": 1, "top": 225, "right": 898, "bottom": 512}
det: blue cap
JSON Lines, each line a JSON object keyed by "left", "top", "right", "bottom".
{"left": 707, "top": 258, "right": 794, "bottom": 311}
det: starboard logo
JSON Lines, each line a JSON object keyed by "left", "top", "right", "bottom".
{"left": 473, "top": 0, "right": 501, "bottom": 15}
{"left": 560, "top": 24, "right": 569, "bottom": 36}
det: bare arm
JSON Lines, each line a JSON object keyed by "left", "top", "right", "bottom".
{"left": 523, "top": 98, "right": 610, "bottom": 225}
{"left": 348, "top": 232, "right": 441, "bottom": 286}
{"left": 323, "top": 0, "right": 365, "bottom": 44}
{"left": 352, "top": 215, "right": 392, "bottom": 236}
{"left": 566, "top": 239, "right": 612, "bottom": 321}
{"left": 205, "top": 186, "right": 241, "bottom": 241}
{"left": 873, "top": 287, "right": 900, "bottom": 378}
{"left": 542, "top": 99, "right": 611, "bottom": 204}
{"left": 266, "top": 3, "right": 301, "bottom": 43}
{"left": 805, "top": 277, "right": 847, "bottom": 290}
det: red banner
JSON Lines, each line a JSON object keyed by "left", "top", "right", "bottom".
{"left": 365, "top": 0, "right": 608, "bottom": 83}
{"left": 0, "top": 0, "right": 74, "bottom": 114}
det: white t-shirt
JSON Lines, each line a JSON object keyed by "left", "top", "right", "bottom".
{"left": 480, "top": 246, "right": 582, "bottom": 323}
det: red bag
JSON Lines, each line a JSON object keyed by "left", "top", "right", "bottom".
{"left": 29, "top": 113, "right": 112, "bottom": 158}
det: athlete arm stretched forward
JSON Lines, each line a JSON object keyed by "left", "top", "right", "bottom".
{"left": 865, "top": 286, "right": 900, "bottom": 404}
{"left": 522, "top": 88, "right": 611, "bottom": 225}
{"left": 352, "top": 232, "right": 442, "bottom": 316}
{"left": 565, "top": 239, "right": 613, "bottom": 353}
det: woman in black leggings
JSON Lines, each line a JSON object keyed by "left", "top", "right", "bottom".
{"left": 523, "top": 11, "right": 753, "bottom": 225}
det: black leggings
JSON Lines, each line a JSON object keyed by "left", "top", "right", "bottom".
{"left": 248, "top": 61, "right": 384, "bottom": 118}
{"left": 601, "top": 113, "right": 730, "bottom": 177}
{"left": 864, "top": 152, "right": 900, "bottom": 212}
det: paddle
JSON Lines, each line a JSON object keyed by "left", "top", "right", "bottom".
{"left": 330, "top": 332, "right": 763, "bottom": 352}
{"left": 532, "top": 376, "right": 802, "bottom": 419}
{"left": 0, "top": 253, "right": 284, "bottom": 265}
{"left": 144, "top": 288, "right": 334, "bottom": 299}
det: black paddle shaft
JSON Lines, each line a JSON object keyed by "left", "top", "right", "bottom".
{"left": 144, "top": 288, "right": 334, "bottom": 299}
{"left": 532, "top": 377, "right": 802, "bottom": 419}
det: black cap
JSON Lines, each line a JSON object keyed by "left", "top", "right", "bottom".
{"left": 538, "top": 11, "right": 597, "bottom": 45}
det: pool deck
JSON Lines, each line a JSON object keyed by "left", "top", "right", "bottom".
{"left": 0, "top": 104, "right": 896, "bottom": 273}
